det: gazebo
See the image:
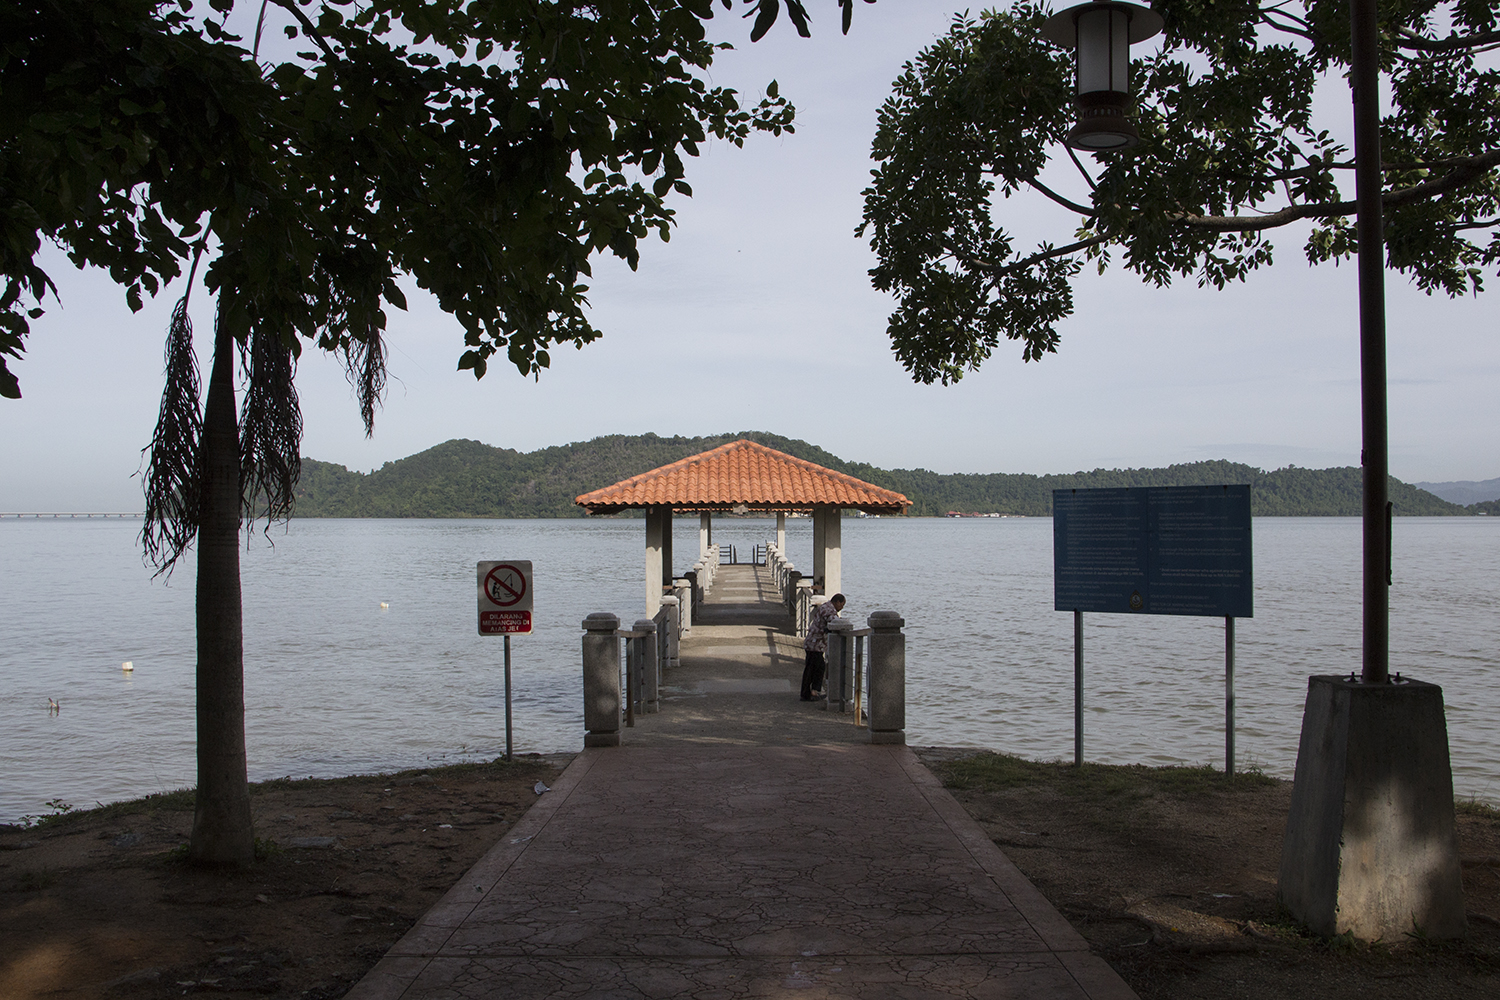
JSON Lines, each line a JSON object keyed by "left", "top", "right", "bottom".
{"left": 575, "top": 439, "right": 910, "bottom": 614}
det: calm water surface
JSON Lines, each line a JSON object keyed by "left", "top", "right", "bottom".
{"left": 1, "top": 516, "right": 1496, "bottom": 821}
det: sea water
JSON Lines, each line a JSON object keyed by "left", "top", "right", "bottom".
{"left": 1, "top": 516, "right": 1496, "bottom": 822}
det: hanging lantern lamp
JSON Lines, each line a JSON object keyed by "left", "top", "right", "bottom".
{"left": 1041, "top": 0, "right": 1163, "bottom": 151}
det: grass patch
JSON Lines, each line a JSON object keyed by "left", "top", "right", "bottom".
{"left": 247, "top": 755, "right": 556, "bottom": 796}
{"left": 12, "top": 755, "right": 562, "bottom": 830}
{"left": 17, "top": 788, "right": 196, "bottom": 831}
{"left": 1456, "top": 798, "right": 1500, "bottom": 821}
{"left": 939, "top": 752, "right": 1278, "bottom": 802}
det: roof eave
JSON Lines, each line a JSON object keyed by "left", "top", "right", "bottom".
{"left": 578, "top": 501, "right": 909, "bottom": 516}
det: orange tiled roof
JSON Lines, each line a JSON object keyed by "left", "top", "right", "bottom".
{"left": 575, "top": 440, "right": 909, "bottom": 514}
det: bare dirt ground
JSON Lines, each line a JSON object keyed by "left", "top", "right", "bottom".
{"left": 919, "top": 748, "right": 1500, "bottom": 1000}
{"left": 0, "top": 755, "right": 569, "bottom": 1000}
{"left": 3, "top": 750, "right": 1497, "bottom": 1000}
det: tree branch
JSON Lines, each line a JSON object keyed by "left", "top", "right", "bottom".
{"left": 269, "top": 0, "right": 338, "bottom": 63}
{"left": 1259, "top": 10, "right": 1318, "bottom": 43}
{"left": 1026, "top": 177, "right": 1096, "bottom": 216}
{"left": 1175, "top": 149, "right": 1500, "bottom": 232}
{"left": 1393, "top": 25, "right": 1500, "bottom": 53}
{"left": 1066, "top": 144, "right": 1097, "bottom": 191}
{"left": 965, "top": 235, "right": 1110, "bottom": 277}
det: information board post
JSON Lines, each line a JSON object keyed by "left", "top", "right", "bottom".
{"left": 478, "top": 560, "right": 534, "bottom": 763}
{"left": 1074, "top": 610, "right": 1084, "bottom": 767}
{"left": 1225, "top": 617, "right": 1235, "bottom": 776}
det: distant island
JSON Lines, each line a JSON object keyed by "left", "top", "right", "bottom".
{"left": 290, "top": 432, "right": 1483, "bottom": 519}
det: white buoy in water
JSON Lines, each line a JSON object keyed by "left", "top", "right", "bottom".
{"left": 121, "top": 661, "right": 134, "bottom": 672}
{"left": 380, "top": 602, "right": 389, "bottom": 609}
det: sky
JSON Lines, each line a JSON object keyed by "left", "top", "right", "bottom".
{"left": 3, "top": 3, "right": 1497, "bottom": 511}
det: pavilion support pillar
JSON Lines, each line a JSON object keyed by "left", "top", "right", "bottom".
{"left": 812, "top": 509, "right": 825, "bottom": 590}
{"left": 645, "top": 505, "right": 664, "bottom": 617}
{"left": 824, "top": 509, "right": 842, "bottom": 597}
{"left": 700, "top": 512, "right": 711, "bottom": 559}
{"left": 777, "top": 512, "right": 786, "bottom": 551}
{"left": 661, "top": 507, "right": 673, "bottom": 595}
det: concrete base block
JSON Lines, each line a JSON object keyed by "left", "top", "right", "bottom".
{"left": 1278, "top": 675, "right": 1466, "bottom": 941}
{"left": 870, "top": 731, "right": 905, "bottom": 745}
{"left": 583, "top": 732, "right": 621, "bottom": 748}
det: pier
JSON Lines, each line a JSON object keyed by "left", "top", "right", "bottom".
{"left": 348, "top": 452, "right": 1138, "bottom": 1000}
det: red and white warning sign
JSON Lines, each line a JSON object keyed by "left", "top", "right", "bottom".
{"left": 477, "top": 560, "right": 533, "bottom": 635}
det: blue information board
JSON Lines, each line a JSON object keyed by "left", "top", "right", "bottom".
{"left": 1053, "top": 485, "right": 1253, "bottom": 618}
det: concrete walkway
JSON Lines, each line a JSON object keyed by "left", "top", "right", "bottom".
{"left": 348, "top": 566, "right": 1137, "bottom": 1000}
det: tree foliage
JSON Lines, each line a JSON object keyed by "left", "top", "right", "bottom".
{"left": 3, "top": 0, "right": 802, "bottom": 401}
{"left": 3, "top": 0, "right": 851, "bottom": 865}
{"left": 859, "top": 1, "right": 1500, "bottom": 384}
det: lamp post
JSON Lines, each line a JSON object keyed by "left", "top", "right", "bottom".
{"left": 1349, "top": 0, "right": 1389, "bottom": 684}
{"left": 1035, "top": 0, "right": 1466, "bottom": 941}
{"left": 1041, "top": 0, "right": 1163, "bottom": 150}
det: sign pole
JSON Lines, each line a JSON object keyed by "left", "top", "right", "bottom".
{"left": 1074, "top": 609, "right": 1083, "bottom": 767}
{"left": 1225, "top": 617, "right": 1235, "bottom": 776}
{"left": 477, "top": 560, "right": 532, "bottom": 763}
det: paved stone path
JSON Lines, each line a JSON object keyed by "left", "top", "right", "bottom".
{"left": 347, "top": 566, "right": 1137, "bottom": 1000}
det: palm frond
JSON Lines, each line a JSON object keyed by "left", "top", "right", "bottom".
{"left": 140, "top": 295, "right": 203, "bottom": 575}
{"left": 238, "top": 324, "right": 301, "bottom": 527}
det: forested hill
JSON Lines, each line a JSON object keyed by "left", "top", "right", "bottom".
{"left": 293, "top": 432, "right": 1469, "bottom": 518}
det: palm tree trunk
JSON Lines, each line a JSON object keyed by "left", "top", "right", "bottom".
{"left": 188, "top": 320, "right": 255, "bottom": 866}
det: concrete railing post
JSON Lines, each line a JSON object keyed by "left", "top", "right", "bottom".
{"left": 867, "top": 611, "right": 906, "bottom": 745}
{"left": 635, "top": 618, "right": 659, "bottom": 714}
{"left": 672, "top": 579, "right": 691, "bottom": 634}
{"left": 827, "top": 618, "right": 854, "bottom": 713}
{"left": 795, "top": 580, "right": 815, "bottom": 637}
{"left": 582, "top": 613, "right": 622, "bottom": 747}
{"left": 786, "top": 569, "right": 801, "bottom": 611}
{"left": 660, "top": 596, "right": 680, "bottom": 666}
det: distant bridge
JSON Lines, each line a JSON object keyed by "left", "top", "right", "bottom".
{"left": 0, "top": 512, "right": 142, "bottom": 519}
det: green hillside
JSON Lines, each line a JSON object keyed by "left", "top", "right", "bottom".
{"left": 292, "top": 433, "right": 1469, "bottom": 518}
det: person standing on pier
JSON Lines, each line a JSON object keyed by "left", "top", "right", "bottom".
{"left": 801, "top": 593, "right": 846, "bottom": 701}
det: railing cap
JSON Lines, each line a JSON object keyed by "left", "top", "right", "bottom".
{"left": 828, "top": 617, "right": 854, "bottom": 632}
{"left": 633, "top": 618, "right": 658, "bottom": 632}
{"left": 868, "top": 610, "right": 905, "bottom": 631}
{"left": 583, "top": 612, "right": 621, "bottom": 632}
{"left": 660, "top": 595, "right": 679, "bottom": 607}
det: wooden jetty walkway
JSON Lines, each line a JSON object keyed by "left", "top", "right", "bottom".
{"left": 347, "top": 565, "right": 1136, "bottom": 1000}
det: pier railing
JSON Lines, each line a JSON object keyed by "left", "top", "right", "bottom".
{"left": 690, "top": 543, "right": 721, "bottom": 609}
{"left": 764, "top": 542, "right": 812, "bottom": 633}
{"left": 825, "top": 619, "right": 873, "bottom": 720}
{"left": 581, "top": 608, "right": 907, "bottom": 748}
